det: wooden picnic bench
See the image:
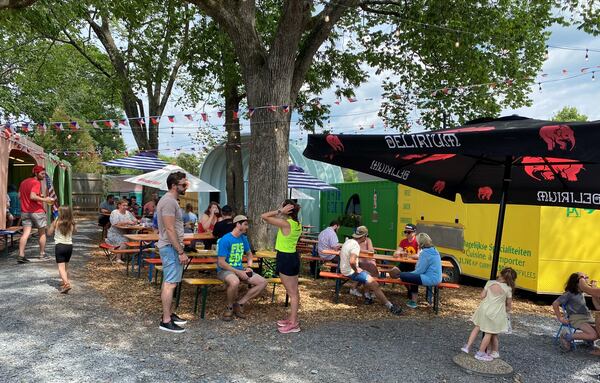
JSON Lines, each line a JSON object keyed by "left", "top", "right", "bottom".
{"left": 181, "top": 277, "right": 309, "bottom": 319}
{"left": 0, "top": 225, "right": 23, "bottom": 256}
{"left": 319, "top": 271, "right": 459, "bottom": 314}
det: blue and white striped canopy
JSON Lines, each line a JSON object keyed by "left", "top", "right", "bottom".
{"left": 288, "top": 164, "right": 338, "bottom": 191}
{"left": 101, "top": 152, "right": 167, "bottom": 171}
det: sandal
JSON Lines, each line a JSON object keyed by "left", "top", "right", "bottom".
{"left": 60, "top": 283, "right": 71, "bottom": 294}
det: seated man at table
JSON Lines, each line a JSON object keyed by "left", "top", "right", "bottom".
{"left": 98, "top": 195, "right": 116, "bottom": 238}
{"left": 217, "top": 215, "right": 267, "bottom": 321}
{"left": 317, "top": 220, "right": 341, "bottom": 261}
{"left": 128, "top": 196, "right": 141, "bottom": 218}
{"left": 340, "top": 226, "right": 402, "bottom": 315}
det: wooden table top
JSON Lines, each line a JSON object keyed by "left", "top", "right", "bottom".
{"left": 320, "top": 249, "right": 454, "bottom": 267}
{"left": 114, "top": 224, "right": 147, "bottom": 231}
{"left": 125, "top": 232, "right": 214, "bottom": 241}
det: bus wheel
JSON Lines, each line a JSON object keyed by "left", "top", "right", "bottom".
{"left": 442, "top": 258, "right": 460, "bottom": 284}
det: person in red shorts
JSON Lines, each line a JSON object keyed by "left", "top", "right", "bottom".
{"left": 17, "top": 165, "right": 55, "bottom": 264}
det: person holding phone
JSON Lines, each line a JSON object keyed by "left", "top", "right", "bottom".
{"left": 217, "top": 215, "right": 267, "bottom": 321}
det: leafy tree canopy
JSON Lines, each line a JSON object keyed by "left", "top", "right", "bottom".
{"left": 552, "top": 106, "right": 588, "bottom": 121}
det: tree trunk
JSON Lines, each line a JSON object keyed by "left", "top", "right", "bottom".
{"left": 245, "top": 75, "right": 293, "bottom": 249}
{"left": 224, "top": 90, "right": 245, "bottom": 215}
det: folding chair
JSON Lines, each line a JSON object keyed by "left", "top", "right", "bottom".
{"left": 554, "top": 304, "right": 579, "bottom": 350}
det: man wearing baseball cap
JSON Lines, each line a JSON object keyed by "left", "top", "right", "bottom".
{"left": 216, "top": 215, "right": 267, "bottom": 321}
{"left": 338, "top": 225, "right": 402, "bottom": 315}
{"left": 17, "top": 165, "right": 55, "bottom": 263}
{"left": 394, "top": 223, "right": 419, "bottom": 258}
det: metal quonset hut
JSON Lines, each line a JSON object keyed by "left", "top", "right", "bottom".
{"left": 199, "top": 134, "right": 343, "bottom": 229}
{"left": 1, "top": 134, "right": 72, "bottom": 229}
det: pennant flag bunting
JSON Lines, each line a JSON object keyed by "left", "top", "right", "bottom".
{"left": 38, "top": 123, "right": 46, "bottom": 133}
{"left": 347, "top": 97, "right": 357, "bottom": 103}
{"left": 21, "top": 123, "right": 30, "bottom": 133}
{"left": 103, "top": 120, "right": 114, "bottom": 128}
{"left": 185, "top": 114, "right": 193, "bottom": 121}
{"left": 334, "top": 100, "right": 341, "bottom": 105}
{"left": 150, "top": 117, "right": 159, "bottom": 125}
{"left": 54, "top": 122, "right": 63, "bottom": 131}
{"left": 269, "top": 105, "right": 277, "bottom": 112}
{"left": 248, "top": 108, "right": 255, "bottom": 117}
{"left": 70, "top": 121, "right": 79, "bottom": 131}
{"left": 216, "top": 111, "right": 223, "bottom": 118}
{"left": 168, "top": 115, "right": 175, "bottom": 123}
{"left": 201, "top": 113, "right": 208, "bottom": 122}
{"left": 282, "top": 105, "right": 290, "bottom": 113}
{"left": 92, "top": 121, "right": 100, "bottom": 129}
{"left": 232, "top": 110, "right": 239, "bottom": 119}
{"left": 138, "top": 118, "right": 145, "bottom": 126}
{"left": 119, "top": 119, "right": 127, "bottom": 127}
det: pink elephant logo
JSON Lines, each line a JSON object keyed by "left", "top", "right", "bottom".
{"left": 433, "top": 180, "right": 445, "bottom": 194}
{"left": 478, "top": 186, "right": 493, "bottom": 200}
{"left": 522, "top": 157, "right": 584, "bottom": 182}
{"left": 539, "top": 125, "right": 575, "bottom": 151}
{"left": 325, "top": 134, "right": 344, "bottom": 152}
{"left": 401, "top": 154, "right": 456, "bottom": 165}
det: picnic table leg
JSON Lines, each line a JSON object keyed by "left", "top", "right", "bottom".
{"left": 334, "top": 278, "right": 341, "bottom": 304}
{"left": 200, "top": 286, "right": 208, "bottom": 319}
{"left": 433, "top": 286, "right": 440, "bottom": 315}
{"left": 175, "top": 258, "right": 193, "bottom": 308}
{"left": 193, "top": 286, "right": 200, "bottom": 313}
{"left": 285, "top": 293, "right": 289, "bottom": 307}
{"left": 125, "top": 253, "right": 130, "bottom": 276}
{"left": 147, "top": 264, "right": 154, "bottom": 283}
{"left": 258, "top": 258, "right": 264, "bottom": 275}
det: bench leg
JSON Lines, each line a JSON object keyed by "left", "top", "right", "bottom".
{"left": 200, "top": 286, "right": 208, "bottom": 319}
{"left": 271, "top": 284, "right": 276, "bottom": 303}
{"left": 334, "top": 278, "right": 341, "bottom": 304}
{"left": 433, "top": 286, "right": 440, "bottom": 315}
{"left": 147, "top": 264, "right": 154, "bottom": 283}
{"left": 175, "top": 282, "right": 182, "bottom": 308}
{"left": 193, "top": 286, "right": 200, "bottom": 313}
{"left": 125, "top": 255, "right": 130, "bottom": 276}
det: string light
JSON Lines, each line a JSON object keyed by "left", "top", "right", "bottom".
{"left": 544, "top": 45, "right": 549, "bottom": 60}
{"left": 454, "top": 40, "right": 460, "bottom": 48}
{"left": 538, "top": 82, "right": 542, "bottom": 92}
{"left": 324, "top": 15, "right": 330, "bottom": 23}
{"left": 593, "top": 72, "right": 596, "bottom": 81}
{"left": 585, "top": 48, "right": 589, "bottom": 61}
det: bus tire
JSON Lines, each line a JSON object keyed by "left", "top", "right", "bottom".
{"left": 442, "top": 257, "right": 460, "bottom": 284}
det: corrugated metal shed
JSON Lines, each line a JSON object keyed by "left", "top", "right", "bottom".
{"left": 199, "top": 134, "right": 343, "bottom": 229}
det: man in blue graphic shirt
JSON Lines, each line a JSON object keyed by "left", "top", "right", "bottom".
{"left": 217, "top": 215, "right": 267, "bottom": 321}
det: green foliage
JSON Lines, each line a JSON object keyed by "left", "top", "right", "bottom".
{"left": 175, "top": 152, "right": 202, "bottom": 175}
{"left": 552, "top": 106, "right": 588, "bottom": 122}
{"left": 342, "top": 168, "right": 358, "bottom": 183}
{"left": 337, "top": 213, "right": 361, "bottom": 228}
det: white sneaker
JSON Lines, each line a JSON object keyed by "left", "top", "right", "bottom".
{"left": 349, "top": 288, "right": 363, "bottom": 297}
{"left": 460, "top": 345, "right": 469, "bottom": 354}
{"left": 489, "top": 351, "right": 500, "bottom": 359}
{"left": 364, "top": 291, "right": 373, "bottom": 299}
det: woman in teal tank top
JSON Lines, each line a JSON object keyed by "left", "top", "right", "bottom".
{"left": 261, "top": 199, "right": 302, "bottom": 334}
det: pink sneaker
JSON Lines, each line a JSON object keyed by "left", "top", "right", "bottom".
{"left": 277, "top": 322, "right": 301, "bottom": 334}
{"left": 474, "top": 351, "right": 493, "bottom": 362}
{"left": 276, "top": 319, "right": 291, "bottom": 327}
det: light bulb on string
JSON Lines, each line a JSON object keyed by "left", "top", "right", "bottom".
{"left": 593, "top": 72, "right": 596, "bottom": 81}
{"left": 544, "top": 45, "right": 549, "bottom": 60}
{"left": 324, "top": 15, "right": 330, "bottom": 23}
{"left": 585, "top": 48, "right": 589, "bottom": 61}
{"left": 454, "top": 40, "right": 460, "bottom": 48}
{"left": 538, "top": 82, "right": 542, "bottom": 92}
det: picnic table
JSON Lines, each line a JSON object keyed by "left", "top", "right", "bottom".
{"left": 113, "top": 224, "right": 148, "bottom": 231}
{"left": 320, "top": 249, "right": 454, "bottom": 268}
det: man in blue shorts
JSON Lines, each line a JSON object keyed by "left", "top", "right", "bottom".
{"left": 156, "top": 171, "right": 189, "bottom": 333}
{"left": 339, "top": 226, "right": 402, "bottom": 315}
{"left": 217, "top": 215, "right": 267, "bottom": 321}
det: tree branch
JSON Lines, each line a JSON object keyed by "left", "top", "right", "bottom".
{"left": 0, "top": 0, "right": 37, "bottom": 10}
{"left": 291, "top": 0, "right": 360, "bottom": 98}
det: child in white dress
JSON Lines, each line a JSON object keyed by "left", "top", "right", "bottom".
{"left": 461, "top": 267, "right": 517, "bottom": 361}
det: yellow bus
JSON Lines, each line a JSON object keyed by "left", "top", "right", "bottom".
{"left": 397, "top": 184, "right": 600, "bottom": 294}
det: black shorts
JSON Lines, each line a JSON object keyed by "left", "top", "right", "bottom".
{"left": 276, "top": 250, "right": 300, "bottom": 276}
{"left": 98, "top": 215, "right": 110, "bottom": 226}
{"left": 55, "top": 244, "right": 73, "bottom": 263}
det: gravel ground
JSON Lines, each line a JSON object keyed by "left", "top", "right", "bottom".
{"left": 1, "top": 220, "right": 599, "bottom": 383}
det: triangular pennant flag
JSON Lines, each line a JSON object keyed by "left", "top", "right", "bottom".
{"left": 248, "top": 108, "right": 255, "bottom": 117}
{"left": 185, "top": 114, "right": 193, "bottom": 121}
{"left": 54, "top": 122, "right": 63, "bottom": 131}
{"left": 70, "top": 121, "right": 79, "bottom": 131}
{"left": 217, "top": 111, "right": 223, "bottom": 118}
{"left": 150, "top": 117, "right": 159, "bottom": 125}
{"left": 201, "top": 113, "right": 208, "bottom": 122}
{"left": 268, "top": 105, "right": 277, "bottom": 112}
{"left": 119, "top": 119, "right": 127, "bottom": 127}
{"left": 138, "top": 118, "right": 145, "bottom": 126}
{"left": 103, "top": 120, "right": 114, "bottom": 128}
{"left": 334, "top": 100, "right": 341, "bottom": 105}
{"left": 21, "top": 123, "right": 30, "bottom": 133}
{"left": 232, "top": 110, "right": 239, "bottom": 119}
{"left": 168, "top": 115, "right": 175, "bottom": 123}
{"left": 347, "top": 97, "right": 357, "bottom": 103}
{"left": 3, "top": 124, "right": 11, "bottom": 139}
{"left": 38, "top": 123, "right": 47, "bottom": 133}
{"left": 282, "top": 105, "right": 290, "bottom": 113}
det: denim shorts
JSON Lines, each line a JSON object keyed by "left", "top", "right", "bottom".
{"left": 348, "top": 271, "right": 370, "bottom": 284}
{"left": 159, "top": 245, "right": 183, "bottom": 283}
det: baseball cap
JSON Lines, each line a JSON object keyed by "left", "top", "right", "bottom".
{"left": 32, "top": 165, "right": 45, "bottom": 175}
{"left": 404, "top": 224, "right": 416, "bottom": 233}
{"left": 352, "top": 225, "right": 368, "bottom": 238}
{"left": 232, "top": 215, "right": 248, "bottom": 224}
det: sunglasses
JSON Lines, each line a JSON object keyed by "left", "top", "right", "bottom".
{"left": 404, "top": 231, "right": 414, "bottom": 234}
